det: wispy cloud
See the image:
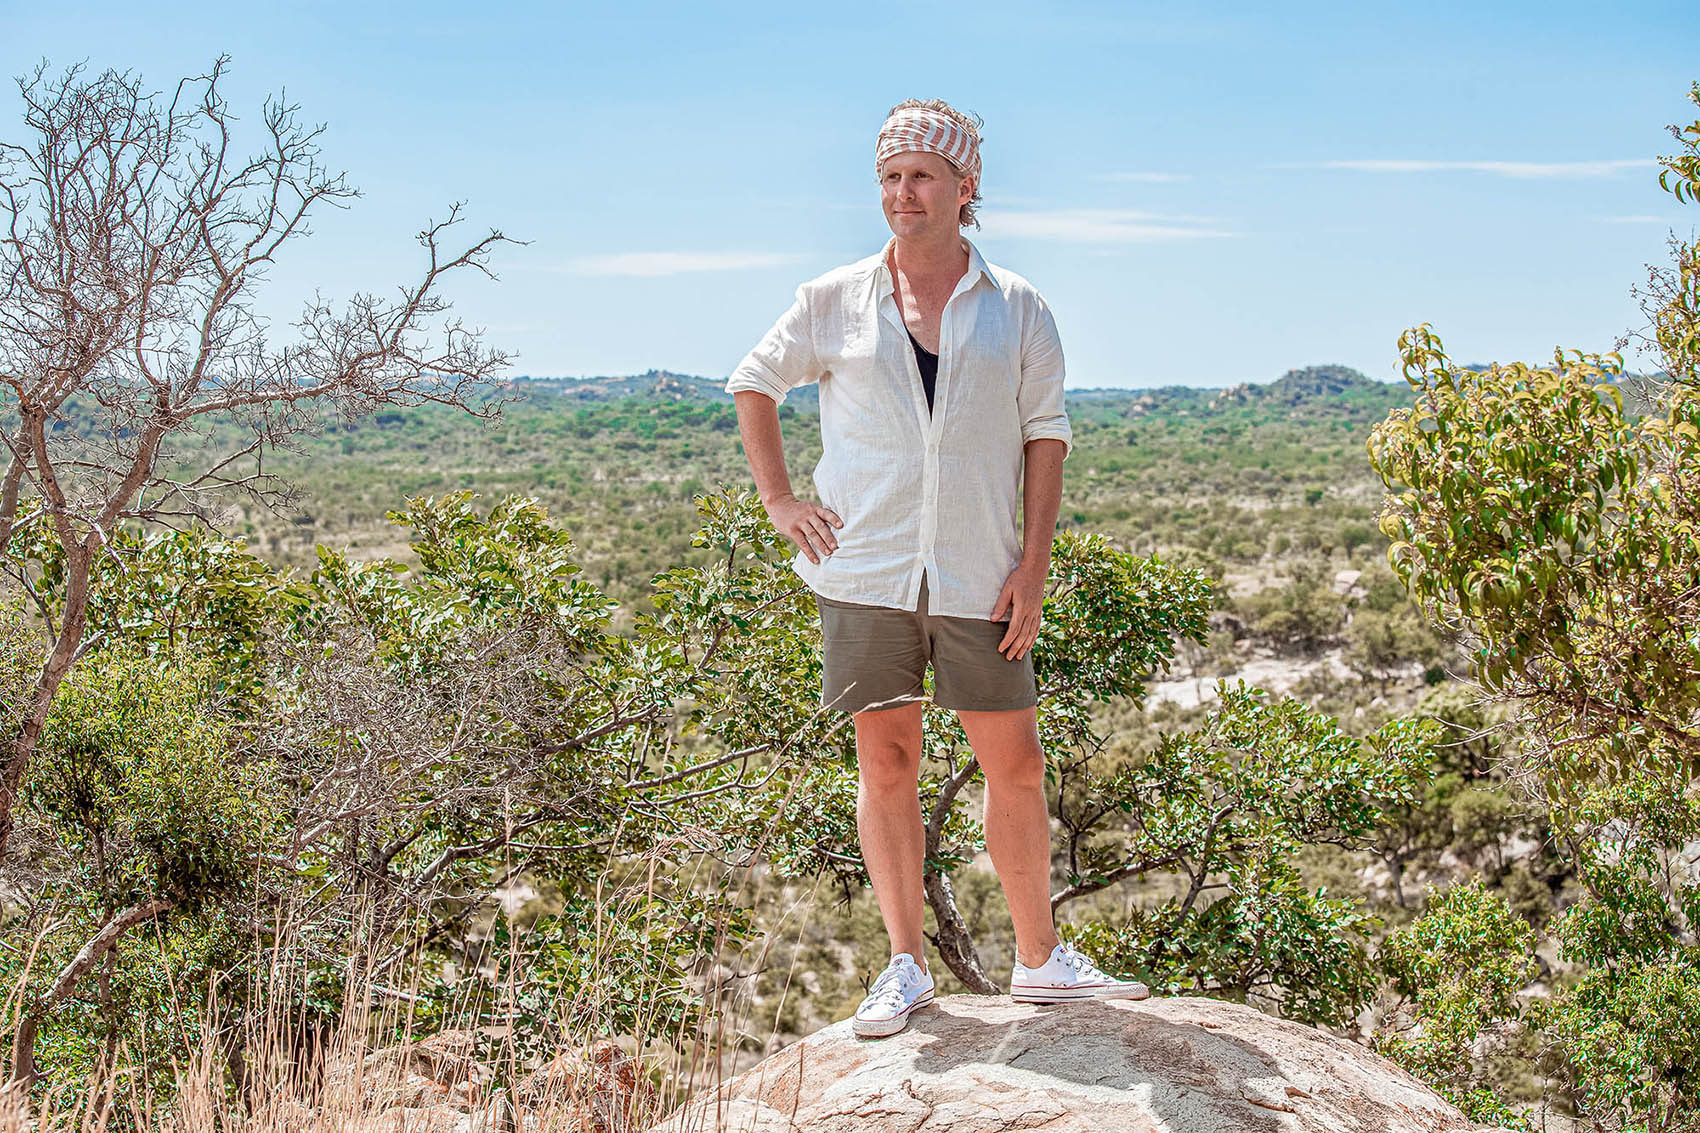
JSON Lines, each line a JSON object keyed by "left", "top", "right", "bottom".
{"left": 1315, "top": 159, "right": 1657, "bottom": 179}
{"left": 980, "top": 208, "right": 1231, "bottom": 243}
{"left": 561, "top": 251, "right": 807, "bottom": 277}
{"left": 1095, "top": 171, "right": 1192, "bottom": 183}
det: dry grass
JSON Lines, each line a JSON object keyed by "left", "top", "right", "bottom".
{"left": 0, "top": 842, "right": 811, "bottom": 1133}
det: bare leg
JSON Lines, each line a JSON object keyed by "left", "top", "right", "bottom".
{"left": 853, "top": 701, "right": 929, "bottom": 972}
{"left": 957, "top": 706, "right": 1060, "bottom": 968}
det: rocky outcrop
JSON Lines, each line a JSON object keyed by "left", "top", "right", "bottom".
{"left": 1263, "top": 365, "right": 1386, "bottom": 404}
{"left": 652, "top": 994, "right": 1515, "bottom": 1133}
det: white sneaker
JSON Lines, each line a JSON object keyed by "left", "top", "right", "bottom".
{"left": 852, "top": 953, "right": 935, "bottom": 1037}
{"left": 1010, "top": 941, "right": 1150, "bottom": 1004}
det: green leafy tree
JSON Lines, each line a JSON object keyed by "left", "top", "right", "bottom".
{"left": 1064, "top": 688, "right": 1437, "bottom": 1024}
{"left": 1366, "top": 685, "right": 1538, "bottom": 909}
{"left": 1238, "top": 560, "right": 1346, "bottom": 654}
{"left": 1531, "top": 769, "right": 1700, "bottom": 1126}
{"left": 1343, "top": 594, "right": 1450, "bottom": 694}
{"left": 1, "top": 489, "right": 818, "bottom": 1098}
{"left": 13, "top": 521, "right": 301, "bottom": 708}
{"left": 1377, "top": 880, "right": 1535, "bottom": 1128}
{"left": 242, "top": 488, "right": 812, "bottom": 1056}
{"left": 6, "top": 647, "right": 279, "bottom": 1088}
{"left": 1364, "top": 82, "right": 1700, "bottom": 1129}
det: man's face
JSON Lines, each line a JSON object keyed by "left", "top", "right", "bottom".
{"left": 880, "top": 150, "right": 972, "bottom": 240}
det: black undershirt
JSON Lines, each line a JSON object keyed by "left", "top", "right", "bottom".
{"left": 907, "top": 330, "right": 939, "bottom": 415}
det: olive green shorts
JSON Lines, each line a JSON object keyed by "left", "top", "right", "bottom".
{"left": 814, "top": 572, "right": 1039, "bottom": 715}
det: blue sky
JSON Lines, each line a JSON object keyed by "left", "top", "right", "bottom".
{"left": 6, "top": 1, "right": 1697, "bottom": 388}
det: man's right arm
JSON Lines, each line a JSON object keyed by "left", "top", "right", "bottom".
{"left": 727, "top": 284, "right": 842, "bottom": 563}
{"left": 732, "top": 390, "right": 840, "bottom": 564}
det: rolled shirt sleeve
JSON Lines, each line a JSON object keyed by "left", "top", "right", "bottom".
{"left": 725, "top": 285, "right": 821, "bottom": 405}
{"left": 1017, "top": 294, "right": 1072, "bottom": 459}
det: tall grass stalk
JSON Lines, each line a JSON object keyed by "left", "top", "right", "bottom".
{"left": 1, "top": 812, "right": 815, "bottom": 1131}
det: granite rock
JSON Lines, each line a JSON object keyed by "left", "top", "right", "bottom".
{"left": 652, "top": 994, "right": 1517, "bottom": 1133}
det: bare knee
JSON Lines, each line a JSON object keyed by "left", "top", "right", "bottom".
{"left": 957, "top": 708, "right": 1047, "bottom": 795}
{"left": 854, "top": 708, "right": 921, "bottom": 792}
{"left": 857, "top": 737, "right": 920, "bottom": 792}
{"left": 981, "top": 749, "right": 1045, "bottom": 795}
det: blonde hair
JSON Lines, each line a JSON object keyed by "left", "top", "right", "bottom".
{"left": 884, "top": 98, "right": 984, "bottom": 229}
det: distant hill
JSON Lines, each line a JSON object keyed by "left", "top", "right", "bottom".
{"left": 514, "top": 365, "right": 1403, "bottom": 412}
{"left": 1265, "top": 364, "right": 1391, "bottom": 402}
{"left": 509, "top": 370, "right": 750, "bottom": 403}
{"left": 1206, "top": 365, "right": 1398, "bottom": 410}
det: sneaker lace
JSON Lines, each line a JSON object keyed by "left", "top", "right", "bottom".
{"left": 864, "top": 960, "right": 914, "bottom": 1008}
{"left": 1059, "top": 942, "right": 1107, "bottom": 980}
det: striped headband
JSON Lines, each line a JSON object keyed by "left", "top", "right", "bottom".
{"left": 875, "top": 106, "right": 981, "bottom": 183}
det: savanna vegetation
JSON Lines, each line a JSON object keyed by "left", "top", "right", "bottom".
{"left": 0, "top": 53, "right": 1695, "bottom": 1133}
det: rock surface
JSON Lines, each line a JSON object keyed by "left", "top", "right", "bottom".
{"left": 652, "top": 994, "right": 1514, "bottom": 1133}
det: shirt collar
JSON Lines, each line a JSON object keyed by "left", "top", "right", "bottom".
{"left": 873, "top": 235, "right": 1002, "bottom": 299}
{"left": 962, "top": 237, "right": 1000, "bottom": 296}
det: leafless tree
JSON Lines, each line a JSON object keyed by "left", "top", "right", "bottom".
{"left": 0, "top": 56, "right": 516, "bottom": 863}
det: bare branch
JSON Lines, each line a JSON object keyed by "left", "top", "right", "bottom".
{"left": 0, "top": 57, "right": 518, "bottom": 862}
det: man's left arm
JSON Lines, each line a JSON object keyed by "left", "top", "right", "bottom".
{"left": 991, "top": 439, "right": 1065, "bottom": 660}
{"left": 991, "top": 294, "right": 1072, "bottom": 660}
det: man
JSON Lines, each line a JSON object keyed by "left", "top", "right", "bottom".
{"left": 726, "top": 99, "right": 1148, "bottom": 1039}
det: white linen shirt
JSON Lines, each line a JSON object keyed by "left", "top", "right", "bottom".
{"left": 725, "top": 237, "right": 1072, "bottom": 619}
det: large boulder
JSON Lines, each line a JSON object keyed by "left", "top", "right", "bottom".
{"left": 652, "top": 994, "right": 1514, "bottom": 1133}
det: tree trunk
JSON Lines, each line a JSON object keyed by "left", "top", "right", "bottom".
{"left": 922, "top": 867, "right": 1000, "bottom": 994}
{"left": 224, "top": 1029, "right": 253, "bottom": 1114}
{"left": 0, "top": 547, "right": 92, "bottom": 866}
{"left": 6, "top": 896, "right": 173, "bottom": 1090}
{"left": 920, "top": 757, "right": 1000, "bottom": 994}
{"left": 1387, "top": 853, "right": 1407, "bottom": 909}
